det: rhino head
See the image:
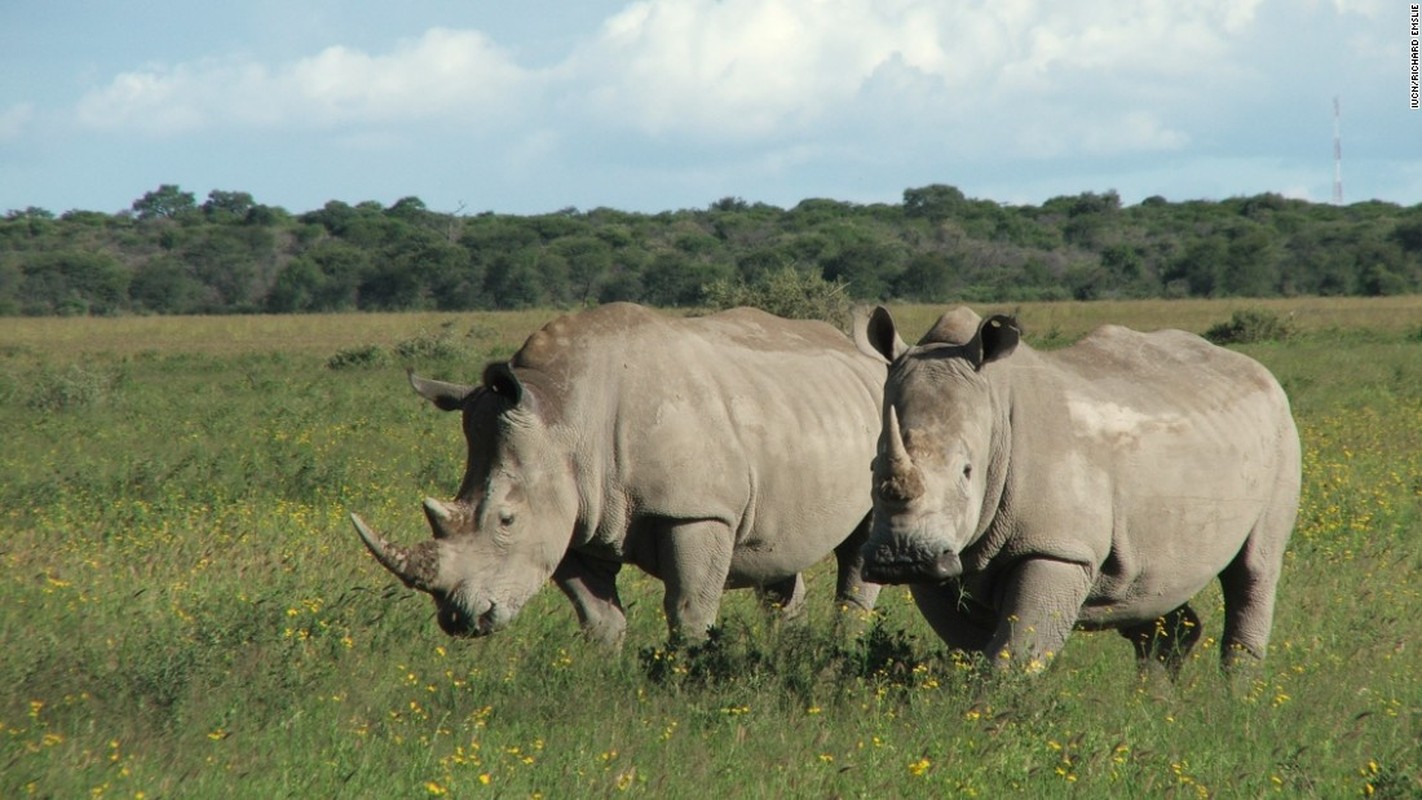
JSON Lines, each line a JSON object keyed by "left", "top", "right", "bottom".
{"left": 351, "top": 364, "right": 578, "bottom": 637}
{"left": 856, "top": 306, "right": 1020, "bottom": 584}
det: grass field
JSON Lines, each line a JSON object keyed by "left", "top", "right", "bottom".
{"left": 3, "top": 298, "right": 1420, "bottom": 798}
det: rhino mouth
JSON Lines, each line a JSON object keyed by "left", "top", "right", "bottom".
{"left": 862, "top": 549, "right": 963, "bottom": 585}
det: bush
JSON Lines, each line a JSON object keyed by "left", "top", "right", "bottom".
{"left": 703, "top": 266, "right": 852, "bottom": 331}
{"left": 26, "top": 363, "right": 121, "bottom": 411}
{"left": 636, "top": 616, "right": 936, "bottom": 699}
{"left": 393, "top": 323, "right": 464, "bottom": 361}
{"left": 638, "top": 625, "right": 768, "bottom": 688}
{"left": 1203, "top": 308, "right": 1295, "bottom": 345}
{"left": 325, "top": 344, "right": 388, "bottom": 370}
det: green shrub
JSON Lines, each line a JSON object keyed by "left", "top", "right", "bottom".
{"left": 26, "top": 363, "right": 121, "bottom": 410}
{"left": 638, "top": 625, "right": 769, "bottom": 688}
{"left": 637, "top": 615, "right": 936, "bottom": 702}
{"left": 1203, "top": 308, "right": 1295, "bottom": 345}
{"left": 393, "top": 322, "right": 464, "bottom": 360}
{"left": 325, "top": 344, "right": 388, "bottom": 370}
{"left": 703, "top": 266, "right": 852, "bottom": 331}
{"left": 336, "top": 322, "right": 497, "bottom": 370}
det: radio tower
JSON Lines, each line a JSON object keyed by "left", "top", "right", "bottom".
{"left": 1332, "top": 96, "right": 1343, "bottom": 205}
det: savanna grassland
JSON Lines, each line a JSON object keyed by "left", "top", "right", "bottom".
{"left": 2, "top": 297, "right": 1420, "bottom": 798}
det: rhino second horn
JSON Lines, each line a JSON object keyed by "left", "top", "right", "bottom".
{"left": 350, "top": 513, "right": 438, "bottom": 592}
{"left": 880, "top": 407, "right": 926, "bottom": 503}
{"left": 423, "top": 497, "right": 463, "bottom": 537}
{"left": 424, "top": 497, "right": 455, "bottom": 522}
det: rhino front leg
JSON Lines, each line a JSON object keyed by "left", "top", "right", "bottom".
{"left": 553, "top": 552, "right": 627, "bottom": 647}
{"left": 658, "top": 520, "right": 735, "bottom": 641}
{"left": 834, "top": 513, "right": 881, "bottom": 612}
{"left": 988, "top": 557, "right": 1093, "bottom": 670}
{"left": 909, "top": 581, "right": 993, "bottom": 653}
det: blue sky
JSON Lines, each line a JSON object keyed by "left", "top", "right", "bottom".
{"left": 1, "top": 0, "right": 1415, "bottom": 217}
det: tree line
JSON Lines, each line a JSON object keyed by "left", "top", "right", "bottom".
{"left": 2, "top": 182, "right": 1420, "bottom": 316}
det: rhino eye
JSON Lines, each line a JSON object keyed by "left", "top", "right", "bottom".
{"left": 962, "top": 464, "right": 973, "bottom": 480}
{"left": 498, "top": 510, "right": 516, "bottom": 527}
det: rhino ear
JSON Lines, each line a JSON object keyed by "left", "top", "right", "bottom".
{"left": 407, "top": 369, "right": 474, "bottom": 412}
{"left": 482, "top": 362, "right": 524, "bottom": 405}
{"left": 856, "top": 305, "right": 909, "bottom": 363}
{"left": 973, "top": 314, "right": 1021, "bottom": 370}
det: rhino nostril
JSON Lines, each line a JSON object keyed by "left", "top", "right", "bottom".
{"left": 437, "top": 604, "right": 470, "bottom": 636}
{"left": 929, "top": 549, "right": 963, "bottom": 580}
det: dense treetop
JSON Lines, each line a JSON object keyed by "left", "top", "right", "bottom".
{"left": 2, "top": 184, "right": 1420, "bottom": 316}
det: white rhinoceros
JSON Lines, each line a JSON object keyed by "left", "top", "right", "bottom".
{"left": 855, "top": 306, "right": 1300, "bottom": 672}
{"left": 352, "top": 303, "right": 884, "bottom": 645}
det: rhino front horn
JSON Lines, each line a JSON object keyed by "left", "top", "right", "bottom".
{"left": 880, "top": 407, "right": 925, "bottom": 503}
{"left": 350, "top": 513, "right": 438, "bottom": 593}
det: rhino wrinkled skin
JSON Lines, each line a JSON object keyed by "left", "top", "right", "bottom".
{"left": 855, "top": 305, "right": 1301, "bottom": 673}
{"left": 353, "top": 303, "right": 884, "bottom": 645}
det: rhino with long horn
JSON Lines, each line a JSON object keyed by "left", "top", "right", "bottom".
{"left": 351, "top": 303, "right": 886, "bottom": 645}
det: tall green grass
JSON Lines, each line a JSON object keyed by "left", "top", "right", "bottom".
{"left": 2, "top": 299, "right": 1420, "bottom": 797}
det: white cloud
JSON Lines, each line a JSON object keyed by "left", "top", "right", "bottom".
{"left": 997, "top": 0, "right": 1261, "bottom": 86}
{"left": 75, "top": 65, "right": 212, "bottom": 134}
{"left": 1011, "top": 111, "right": 1190, "bottom": 160}
{"left": 1330, "top": 0, "right": 1384, "bottom": 17}
{"left": 75, "top": 28, "right": 530, "bottom": 135}
{"left": 1087, "top": 112, "right": 1191, "bottom": 154}
{"left": 567, "top": 0, "right": 1263, "bottom": 156}
{"left": 283, "top": 29, "right": 529, "bottom": 122}
{"left": 570, "top": 0, "right": 901, "bottom": 138}
{"left": 0, "top": 103, "right": 34, "bottom": 141}
{"left": 61, "top": 1, "right": 1291, "bottom": 168}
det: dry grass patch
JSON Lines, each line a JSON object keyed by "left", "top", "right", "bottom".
{"left": 0, "top": 310, "right": 560, "bottom": 360}
{"left": 877, "top": 296, "right": 1422, "bottom": 346}
{"left": 5, "top": 297, "right": 1421, "bottom": 363}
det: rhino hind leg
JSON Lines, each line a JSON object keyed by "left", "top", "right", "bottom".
{"left": 833, "top": 514, "right": 881, "bottom": 612}
{"left": 1218, "top": 477, "right": 1297, "bottom": 669}
{"left": 1119, "top": 604, "right": 1202, "bottom": 678}
{"left": 1218, "top": 534, "right": 1287, "bottom": 669}
{"left": 756, "top": 574, "right": 807, "bottom": 620}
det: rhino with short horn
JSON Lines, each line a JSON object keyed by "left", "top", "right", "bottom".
{"left": 352, "top": 302, "right": 884, "bottom": 645}
{"left": 855, "top": 306, "right": 1300, "bottom": 673}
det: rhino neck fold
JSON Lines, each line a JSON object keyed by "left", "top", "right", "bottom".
{"left": 562, "top": 425, "right": 611, "bottom": 554}
{"left": 971, "top": 374, "right": 1015, "bottom": 550}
